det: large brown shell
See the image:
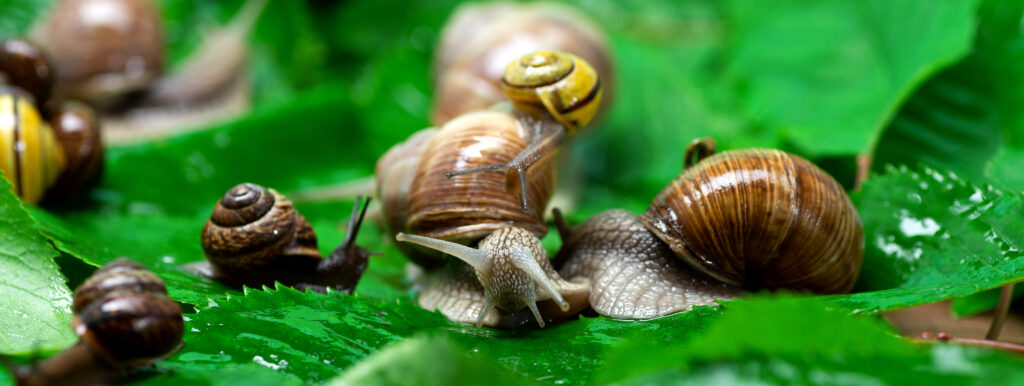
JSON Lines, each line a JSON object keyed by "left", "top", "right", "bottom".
{"left": 557, "top": 210, "right": 740, "bottom": 319}
{"left": 432, "top": 2, "right": 613, "bottom": 125}
{"left": 34, "top": 0, "right": 165, "bottom": 103}
{"left": 641, "top": 149, "right": 864, "bottom": 294}
{"left": 72, "top": 258, "right": 166, "bottom": 314}
{"left": 75, "top": 291, "right": 183, "bottom": 365}
{"left": 200, "top": 183, "right": 321, "bottom": 270}
{"left": 400, "top": 108, "right": 556, "bottom": 260}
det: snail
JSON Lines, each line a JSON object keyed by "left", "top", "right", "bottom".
{"left": 0, "top": 47, "right": 103, "bottom": 204}
{"left": 552, "top": 138, "right": 864, "bottom": 319}
{"left": 31, "top": 0, "right": 268, "bottom": 143}
{"left": 432, "top": 2, "right": 614, "bottom": 126}
{"left": 14, "top": 258, "right": 184, "bottom": 386}
{"left": 376, "top": 50, "right": 603, "bottom": 327}
{"left": 193, "top": 183, "right": 373, "bottom": 294}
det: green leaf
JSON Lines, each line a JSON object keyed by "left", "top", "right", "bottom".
{"left": 599, "top": 296, "right": 1024, "bottom": 384}
{"left": 720, "top": 0, "right": 978, "bottom": 157}
{"left": 0, "top": 0, "right": 54, "bottom": 37}
{"left": 326, "top": 335, "right": 528, "bottom": 386}
{"left": 834, "top": 166, "right": 1024, "bottom": 313}
{"left": 0, "top": 175, "right": 75, "bottom": 355}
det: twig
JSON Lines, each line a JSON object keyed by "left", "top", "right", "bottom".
{"left": 986, "top": 284, "right": 1016, "bottom": 340}
{"left": 915, "top": 331, "right": 1024, "bottom": 355}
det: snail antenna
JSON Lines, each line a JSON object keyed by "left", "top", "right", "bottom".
{"left": 509, "top": 246, "right": 569, "bottom": 312}
{"left": 395, "top": 233, "right": 489, "bottom": 272}
{"left": 552, "top": 207, "right": 573, "bottom": 242}
{"left": 476, "top": 298, "right": 495, "bottom": 328}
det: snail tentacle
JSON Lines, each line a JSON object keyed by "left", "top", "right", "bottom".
{"left": 314, "top": 195, "right": 374, "bottom": 294}
{"left": 510, "top": 245, "right": 569, "bottom": 312}
{"left": 396, "top": 232, "right": 488, "bottom": 271}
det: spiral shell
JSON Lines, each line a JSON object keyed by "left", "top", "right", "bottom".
{"left": 0, "top": 87, "right": 66, "bottom": 204}
{"left": 432, "top": 2, "right": 613, "bottom": 126}
{"left": 641, "top": 148, "right": 864, "bottom": 294}
{"left": 72, "top": 258, "right": 183, "bottom": 367}
{"left": 500, "top": 50, "right": 601, "bottom": 133}
{"left": 0, "top": 38, "right": 54, "bottom": 105}
{"left": 47, "top": 100, "right": 104, "bottom": 198}
{"left": 33, "top": 0, "right": 165, "bottom": 104}
{"left": 201, "top": 183, "right": 321, "bottom": 270}
{"left": 382, "top": 108, "right": 557, "bottom": 265}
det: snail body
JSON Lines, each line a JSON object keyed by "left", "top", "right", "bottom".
{"left": 15, "top": 258, "right": 183, "bottom": 386}
{"left": 195, "top": 183, "right": 372, "bottom": 294}
{"left": 554, "top": 138, "right": 864, "bottom": 319}
{"left": 433, "top": 2, "right": 613, "bottom": 126}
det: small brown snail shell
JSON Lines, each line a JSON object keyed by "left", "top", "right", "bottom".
{"left": 0, "top": 38, "right": 54, "bottom": 105}
{"left": 15, "top": 258, "right": 183, "bottom": 386}
{"left": 397, "top": 227, "right": 589, "bottom": 328}
{"left": 553, "top": 138, "right": 864, "bottom": 319}
{"left": 195, "top": 183, "right": 372, "bottom": 293}
{"left": 0, "top": 85, "right": 103, "bottom": 204}
{"left": 432, "top": 2, "right": 613, "bottom": 126}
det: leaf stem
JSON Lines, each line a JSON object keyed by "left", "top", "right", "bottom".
{"left": 914, "top": 331, "right": 1024, "bottom": 355}
{"left": 986, "top": 283, "right": 1016, "bottom": 340}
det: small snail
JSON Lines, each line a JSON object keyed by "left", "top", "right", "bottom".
{"left": 0, "top": 46, "right": 103, "bottom": 204}
{"left": 432, "top": 2, "right": 614, "bottom": 126}
{"left": 193, "top": 183, "right": 373, "bottom": 294}
{"left": 14, "top": 258, "right": 184, "bottom": 386}
{"left": 31, "top": 0, "right": 268, "bottom": 143}
{"left": 553, "top": 138, "right": 864, "bottom": 319}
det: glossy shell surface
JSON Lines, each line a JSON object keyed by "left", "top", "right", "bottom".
{"left": 0, "top": 90, "right": 65, "bottom": 204}
{"left": 641, "top": 149, "right": 864, "bottom": 294}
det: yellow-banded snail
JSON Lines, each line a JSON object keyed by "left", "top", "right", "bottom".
{"left": 30, "top": 0, "right": 268, "bottom": 143}
{"left": 432, "top": 2, "right": 613, "bottom": 126}
{"left": 377, "top": 50, "right": 603, "bottom": 327}
{"left": 14, "top": 258, "right": 184, "bottom": 386}
{"left": 192, "top": 183, "right": 373, "bottom": 294}
{"left": 0, "top": 38, "right": 103, "bottom": 204}
{"left": 552, "top": 138, "right": 864, "bottom": 319}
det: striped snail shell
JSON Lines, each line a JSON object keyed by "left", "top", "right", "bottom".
{"left": 201, "top": 183, "right": 321, "bottom": 270}
{"left": 501, "top": 50, "right": 601, "bottom": 133}
{"left": 641, "top": 138, "right": 864, "bottom": 294}
{"left": 432, "top": 2, "right": 613, "bottom": 126}
{"left": 72, "top": 258, "right": 167, "bottom": 314}
{"left": 197, "top": 183, "right": 373, "bottom": 293}
{"left": 554, "top": 138, "right": 863, "bottom": 320}
{"left": 377, "top": 108, "right": 558, "bottom": 267}
{"left": 0, "top": 87, "right": 66, "bottom": 204}
{"left": 397, "top": 227, "right": 589, "bottom": 328}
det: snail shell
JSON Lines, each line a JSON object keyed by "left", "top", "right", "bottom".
{"left": 398, "top": 227, "right": 589, "bottom": 328}
{"left": 555, "top": 209, "right": 740, "bottom": 319}
{"left": 432, "top": 2, "right": 613, "bottom": 126}
{"left": 501, "top": 50, "right": 601, "bottom": 132}
{"left": 33, "top": 0, "right": 165, "bottom": 104}
{"left": 72, "top": 258, "right": 183, "bottom": 367}
{"left": 46, "top": 100, "right": 104, "bottom": 199}
{"left": 0, "top": 87, "right": 66, "bottom": 204}
{"left": 0, "top": 38, "right": 54, "bottom": 105}
{"left": 201, "top": 182, "right": 321, "bottom": 269}
{"left": 641, "top": 146, "right": 864, "bottom": 294}
{"left": 379, "top": 107, "right": 558, "bottom": 266}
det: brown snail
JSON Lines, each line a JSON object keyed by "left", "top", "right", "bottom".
{"left": 31, "top": 0, "right": 268, "bottom": 143}
{"left": 14, "top": 258, "right": 184, "bottom": 386}
{"left": 553, "top": 138, "right": 864, "bottom": 319}
{"left": 377, "top": 51, "right": 603, "bottom": 327}
{"left": 0, "top": 39, "right": 103, "bottom": 204}
{"left": 432, "top": 2, "right": 613, "bottom": 126}
{"left": 193, "top": 183, "right": 373, "bottom": 294}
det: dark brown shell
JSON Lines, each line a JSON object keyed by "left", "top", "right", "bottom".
{"left": 400, "top": 109, "right": 556, "bottom": 262}
{"left": 200, "top": 183, "right": 321, "bottom": 270}
{"left": 35, "top": 0, "right": 165, "bottom": 103}
{"left": 72, "top": 258, "right": 166, "bottom": 314}
{"left": 431, "top": 2, "right": 613, "bottom": 125}
{"left": 46, "top": 100, "right": 103, "bottom": 198}
{"left": 641, "top": 149, "right": 864, "bottom": 294}
{"left": 0, "top": 38, "right": 54, "bottom": 105}
{"left": 75, "top": 291, "right": 183, "bottom": 365}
